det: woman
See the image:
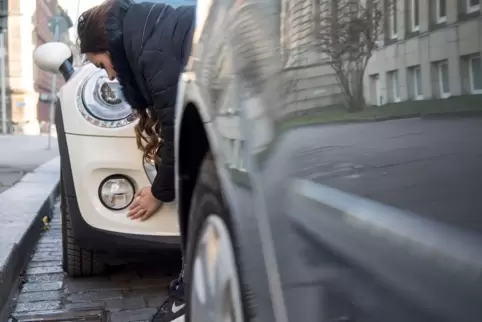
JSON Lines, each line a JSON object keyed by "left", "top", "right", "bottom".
{"left": 77, "top": 0, "right": 194, "bottom": 321}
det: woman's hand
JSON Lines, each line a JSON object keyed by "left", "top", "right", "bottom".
{"left": 128, "top": 186, "right": 162, "bottom": 221}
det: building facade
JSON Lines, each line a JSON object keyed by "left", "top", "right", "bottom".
{"left": 0, "top": 0, "right": 71, "bottom": 134}
{"left": 365, "top": 0, "right": 482, "bottom": 106}
{"left": 33, "top": 0, "right": 71, "bottom": 127}
{"left": 279, "top": 0, "right": 343, "bottom": 115}
{"left": 0, "top": 0, "right": 8, "bottom": 133}
{"left": 6, "top": 0, "right": 39, "bottom": 133}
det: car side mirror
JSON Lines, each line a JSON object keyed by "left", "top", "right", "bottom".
{"left": 33, "top": 42, "right": 75, "bottom": 81}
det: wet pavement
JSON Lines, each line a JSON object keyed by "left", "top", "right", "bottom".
{"left": 9, "top": 203, "right": 181, "bottom": 322}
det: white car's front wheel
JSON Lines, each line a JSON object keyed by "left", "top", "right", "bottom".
{"left": 60, "top": 175, "right": 105, "bottom": 277}
{"left": 184, "top": 153, "right": 245, "bottom": 322}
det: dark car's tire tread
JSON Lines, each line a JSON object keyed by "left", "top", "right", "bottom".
{"left": 184, "top": 152, "right": 253, "bottom": 321}
{"left": 61, "top": 176, "right": 105, "bottom": 277}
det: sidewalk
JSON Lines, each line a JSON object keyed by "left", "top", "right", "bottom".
{"left": 0, "top": 135, "right": 58, "bottom": 193}
{"left": 0, "top": 135, "right": 60, "bottom": 320}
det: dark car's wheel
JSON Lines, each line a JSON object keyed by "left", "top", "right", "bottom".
{"left": 184, "top": 153, "right": 246, "bottom": 322}
{"left": 60, "top": 176, "right": 105, "bottom": 277}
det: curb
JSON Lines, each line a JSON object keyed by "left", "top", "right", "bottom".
{"left": 281, "top": 110, "right": 482, "bottom": 130}
{"left": 0, "top": 157, "right": 60, "bottom": 321}
{"left": 421, "top": 110, "right": 482, "bottom": 119}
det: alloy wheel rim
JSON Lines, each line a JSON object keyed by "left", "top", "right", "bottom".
{"left": 190, "top": 214, "right": 243, "bottom": 322}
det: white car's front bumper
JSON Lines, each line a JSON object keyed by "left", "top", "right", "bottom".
{"left": 66, "top": 134, "right": 180, "bottom": 237}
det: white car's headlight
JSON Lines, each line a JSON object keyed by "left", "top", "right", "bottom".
{"left": 77, "top": 69, "right": 137, "bottom": 128}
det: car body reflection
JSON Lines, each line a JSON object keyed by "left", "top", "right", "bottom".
{"left": 176, "top": 0, "right": 482, "bottom": 321}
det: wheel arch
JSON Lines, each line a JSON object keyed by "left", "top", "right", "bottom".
{"left": 178, "top": 102, "right": 211, "bottom": 248}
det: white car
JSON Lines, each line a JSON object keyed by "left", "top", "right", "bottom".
{"left": 33, "top": 43, "right": 179, "bottom": 277}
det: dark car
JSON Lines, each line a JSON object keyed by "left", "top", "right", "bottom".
{"left": 175, "top": 0, "right": 482, "bottom": 321}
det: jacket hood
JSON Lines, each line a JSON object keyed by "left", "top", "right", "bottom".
{"left": 105, "top": 0, "right": 194, "bottom": 111}
{"left": 106, "top": 0, "right": 148, "bottom": 110}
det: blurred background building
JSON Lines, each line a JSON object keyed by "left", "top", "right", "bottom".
{"left": 281, "top": 0, "right": 482, "bottom": 114}
{"left": 364, "top": 0, "right": 482, "bottom": 105}
{"left": 280, "top": 0, "right": 343, "bottom": 115}
{"left": 33, "top": 0, "right": 72, "bottom": 131}
{"left": 0, "top": 0, "right": 74, "bottom": 134}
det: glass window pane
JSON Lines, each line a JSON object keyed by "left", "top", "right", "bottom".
{"left": 391, "top": 0, "right": 398, "bottom": 35}
{"left": 414, "top": 0, "right": 419, "bottom": 26}
{"left": 415, "top": 67, "right": 422, "bottom": 96}
{"left": 394, "top": 2, "right": 398, "bottom": 33}
{"left": 441, "top": 63, "right": 449, "bottom": 93}
{"left": 470, "top": 0, "right": 479, "bottom": 7}
{"left": 391, "top": 71, "right": 399, "bottom": 99}
{"left": 439, "top": 0, "right": 446, "bottom": 17}
{"left": 471, "top": 57, "right": 482, "bottom": 90}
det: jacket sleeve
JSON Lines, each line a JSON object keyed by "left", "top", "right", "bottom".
{"left": 139, "top": 49, "right": 183, "bottom": 202}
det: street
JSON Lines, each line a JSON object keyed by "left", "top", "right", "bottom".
{"left": 0, "top": 135, "right": 58, "bottom": 193}
{"left": 5, "top": 117, "right": 482, "bottom": 321}
{"left": 289, "top": 117, "right": 482, "bottom": 234}
{"left": 9, "top": 204, "right": 179, "bottom": 322}
{"left": 1, "top": 0, "right": 480, "bottom": 320}
{"left": 259, "top": 116, "right": 482, "bottom": 322}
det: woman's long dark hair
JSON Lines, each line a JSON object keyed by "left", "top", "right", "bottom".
{"left": 77, "top": 0, "right": 161, "bottom": 164}
{"left": 77, "top": 1, "right": 112, "bottom": 54}
{"left": 134, "top": 109, "right": 162, "bottom": 164}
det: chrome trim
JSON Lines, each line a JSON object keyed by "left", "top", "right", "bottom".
{"left": 76, "top": 69, "right": 137, "bottom": 128}
{"left": 289, "top": 179, "right": 482, "bottom": 322}
{"left": 143, "top": 160, "right": 157, "bottom": 184}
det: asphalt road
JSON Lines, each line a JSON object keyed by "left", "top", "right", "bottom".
{"left": 289, "top": 117, "right": 482, "bottom": 234}
{"left": 257, "top": 117, "right": 482, "bottom": 322}
{"left": 10, "top": 204, "right": 180, "bottom": 322}
{"left": 8, "top": 117, "right": 482, "bottom": 321}
{"left": 0, "top": 135, "right": 58, "bottom": 193}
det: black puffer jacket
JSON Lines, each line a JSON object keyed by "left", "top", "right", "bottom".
{"left": 106, "top": 0, "right": 194, "bottom": 202}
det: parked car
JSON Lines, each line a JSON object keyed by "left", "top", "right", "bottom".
{"left": 33, "top": 0, "right": 195, "bottom": 277}
{"left": 175, "top": 0, "right": 482, "bottom": 321}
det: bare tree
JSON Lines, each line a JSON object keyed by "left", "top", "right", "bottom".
{"left": 313, "top": 0, "right": 385, "bottom": 112}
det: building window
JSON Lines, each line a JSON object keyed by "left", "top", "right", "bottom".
{"left": 411, "top": 66, "right": 423, "bottom": 99}
{"left": 436, "top": 0, "right": 447, "bottom": 23}
{"left": 370, "top": 74, "right": 382, "bottom": 106}
{"left": 438, "top": 61, "right": 450, "bottom": 98}
{"left": 469, "top": 55, "right": 482, "bottom": 94}
{"left": 388, "top": 0, "right": 398, "bottom": 39}
{"left": 411, "top": 0, "right": 420, "bottom": 31}
{"left": 467, "top": 0, "right": 480, "bottom": 13}
{"left": 388, "top": 70, "right": 400, "bottom": 102}
{"left": 238, "top": 141, "right": 247, "bottom": 172}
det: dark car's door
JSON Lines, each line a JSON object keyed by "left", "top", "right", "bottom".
{"left": 233, "top": 0, "right": 482, "bottom": 321}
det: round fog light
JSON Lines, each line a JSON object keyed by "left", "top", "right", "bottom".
{"left": 98, "top": 175, "right": 135, "bottom": 210}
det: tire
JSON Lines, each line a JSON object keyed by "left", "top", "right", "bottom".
{"left": 60, "top": 176, "right": 105, "bottom": 277}
{"left": 184, "top": 152, "right": 249, "bottom": 322}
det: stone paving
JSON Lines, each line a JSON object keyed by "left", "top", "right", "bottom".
{"left": 9, "top": 203, "right": 181, "bottom": 322}
{"left": 0, "top": 135, "right": 58, "bottom": 193}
